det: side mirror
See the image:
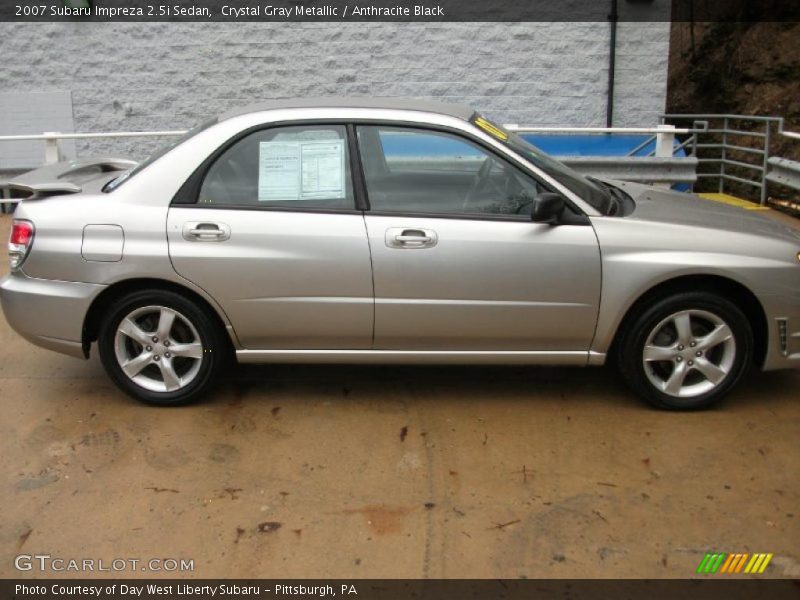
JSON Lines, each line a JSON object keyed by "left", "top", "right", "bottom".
{"left": 531, "top": 192, "right": 565, "bottom": 224}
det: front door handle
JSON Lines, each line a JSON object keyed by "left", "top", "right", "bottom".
{"left": 395, "top": 234, "right": 432, "bottom": 244}
{"left": 182, "top": 221, "right": 231, "bottom": 242}
{"left": 385, "top": 227, "right": 438, "bottom": 249}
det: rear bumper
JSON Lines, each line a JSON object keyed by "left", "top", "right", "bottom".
{"left": 0, "top": 271, "right": 105, "bottom": 359}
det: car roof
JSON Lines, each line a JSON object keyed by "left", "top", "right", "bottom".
{"left": 219, "top": 97, "right": 476, "bottom": 122}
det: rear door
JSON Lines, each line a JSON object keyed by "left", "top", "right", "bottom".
{"left": 356, "top": 124, "right": 601, "bottom": 355}
{"left": 167, "top": 124, "right": 374, "bottom": 350}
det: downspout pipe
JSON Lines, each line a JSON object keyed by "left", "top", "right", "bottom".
{"left": 606, "top": 0, "right": 618, "bottom": 127}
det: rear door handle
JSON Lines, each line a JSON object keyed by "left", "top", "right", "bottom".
{"left": 182, "top": 222, "right": 231, "bottom": 242}
{"left": 188, "top": 228, "right": 224, "bottom": 237}
{"left": 385, "top": 227, "right": 438, "bottom": 249}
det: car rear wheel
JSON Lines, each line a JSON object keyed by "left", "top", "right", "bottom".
{"left": 98, "top": 289, "right": 225, "bottom": 406}
{"left": 617, "top": 291, "right": 753, "bottom": 410}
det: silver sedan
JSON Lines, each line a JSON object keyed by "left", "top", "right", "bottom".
{"left": 2, "top": 98, "right": 799, "bottom": 409}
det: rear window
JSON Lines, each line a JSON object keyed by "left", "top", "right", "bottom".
{"left": 103, "top": 118, "right": 217, "bottom": 192}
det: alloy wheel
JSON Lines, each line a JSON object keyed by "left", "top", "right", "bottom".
{"left": 113, "top": 305, "right": 204, "bottom": 393}
{"left": 641, "top": 309, "right": 737, "bottom": 399}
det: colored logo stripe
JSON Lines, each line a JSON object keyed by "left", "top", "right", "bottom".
{"left": 697, "top": 553, "right": 726, "bottom": 573}
{"left": 722, "top": 553, "right": 748, "bottom": 573}
{"left": 719, "top": 554, "right": 735, "bottom": 573}
{"left": 745, "top": 553, "right": 773, "bottom": 574}
{"left": 698, "top": 552, "right": 773, "bottom": 574}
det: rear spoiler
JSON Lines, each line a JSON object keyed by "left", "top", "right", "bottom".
{"left": 6, "top": 157, "right": 137, "bottom": 196}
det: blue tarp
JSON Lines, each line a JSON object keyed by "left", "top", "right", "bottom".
{"left": 519, "top": 133, "right": 679, "bottom": 157}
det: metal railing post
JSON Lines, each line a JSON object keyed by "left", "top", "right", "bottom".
{"left": 654, "top": 125, "right": 676, "bottom": 158}
{"left": 761, "top": 121, "right": 771, "bottom": 206}
{"left": 42, "top": 132, "right": 63, "bottom": 164}
{"left": 691, "top": 121, "right": 705, "bottom": 157}
{"left": 719, "top": 117, "right": 727, "bottom": 194}
{"left": 652, "top": 125, "right": 677, "bottom": 188}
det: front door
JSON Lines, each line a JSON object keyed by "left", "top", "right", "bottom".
{"left": 356, "top": 124, "right": 601, "bottom": 354}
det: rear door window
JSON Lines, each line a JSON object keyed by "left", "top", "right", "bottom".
{"left": 198, "top": 125, "right": 355, "bottom": 210}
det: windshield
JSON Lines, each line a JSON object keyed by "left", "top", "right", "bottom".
{"left": 471, "top": 114, "right": 612, "bottom": 214}
{"left": 103, "top": 118, "right": 218, "bottom": 192}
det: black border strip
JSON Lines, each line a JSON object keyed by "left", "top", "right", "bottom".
{"left": 2, "top": 578, "right": 799, "bottom": 600}
{"left": 3, "top": 0, "right": 800, "bottom": 23}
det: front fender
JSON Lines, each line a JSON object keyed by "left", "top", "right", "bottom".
{"left": 589, "top": 217, "right": 799, "bottom": 362}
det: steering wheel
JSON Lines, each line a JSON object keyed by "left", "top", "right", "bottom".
{"left": 462, "top": 157, "right": 510, "bottom": 212}
{"left": 462, "top": 158, "right": 495, "bottom": 211}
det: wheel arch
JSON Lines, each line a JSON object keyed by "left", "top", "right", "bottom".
{"left": 82, "top": 278, "right": 236, "bottom": 358}
{"left": 608, "top": 274, "right": 768, "bottom": 368}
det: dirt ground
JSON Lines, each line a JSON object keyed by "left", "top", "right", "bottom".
{"left": 0, "top": 211, "right": 798, "bottom": 579}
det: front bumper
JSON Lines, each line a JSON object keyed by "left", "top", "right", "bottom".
{"left": 762, "top": 293, "right": 800, "bottom": 371}
{"left": 0, "top": 271, "right": 105, "bottom": 359}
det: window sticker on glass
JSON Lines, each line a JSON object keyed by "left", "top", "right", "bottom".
{"left": 258, "top": 139, "right": 345, "bottom": 201}
{"left": 300, "top": 140, "right": 345, "bottom": 199}
{"left": 258, "top": 142, "right": 301, "bottom": 201}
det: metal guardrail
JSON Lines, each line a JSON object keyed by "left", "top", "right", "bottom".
{"left": 661, "top": 114, "right": 775, "bottom": 205}
{"left": 766, "top": 157, "right": 800, "bottom": 192}
{"left": 561, "top": 156, "right": 698, "bottom": 185}
{"left": 659, "top": 114, "right": 800, "bottom": 206}
{"left": 506, "top": 124, "right": 702, "bottom": 187}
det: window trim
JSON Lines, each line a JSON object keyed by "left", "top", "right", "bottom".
{"left": 353, "top": 121, "right": 588, "bottom": 224}
{"left": 170, "top": 117, "right": 589, "bottom": 224}
{"left": 347, "top": 123, "right": 369, "bottom": 211}
{"left": 171, "top": 120, "right": 364, "bottom": 213}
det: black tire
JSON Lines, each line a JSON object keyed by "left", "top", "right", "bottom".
{"left": 616, "top": 291, "right": 753, "bottom": 410}
{"left": 98, "top": 289, "right": 226, "bottom": 406}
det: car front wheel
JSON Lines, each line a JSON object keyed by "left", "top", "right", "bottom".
{"left": 98, "top": 289, "right": 225, "bottom": 406}
{"left": 617, "top": 292, "right": 753, "bottom": 410}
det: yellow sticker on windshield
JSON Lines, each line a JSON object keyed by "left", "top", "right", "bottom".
{"left": 473, "top": 116, "right": 509, "bottom": 141}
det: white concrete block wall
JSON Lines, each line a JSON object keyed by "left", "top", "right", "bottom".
{"left": 613, "top": 21, "right": 671, "bottom": 127}
{"left": 0, "top": 22, "right": 669, "bottom": 162}
{"left": 0, "top": 91, "right": 77, "bottom": 169}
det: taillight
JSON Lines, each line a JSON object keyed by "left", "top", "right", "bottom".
{"left": 8, "top": 219, "right": 34, "bottom": 270}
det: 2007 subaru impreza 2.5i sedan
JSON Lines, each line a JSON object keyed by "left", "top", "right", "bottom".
{"left": 2, "top": 98, "right": 799, "bottom": 409}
